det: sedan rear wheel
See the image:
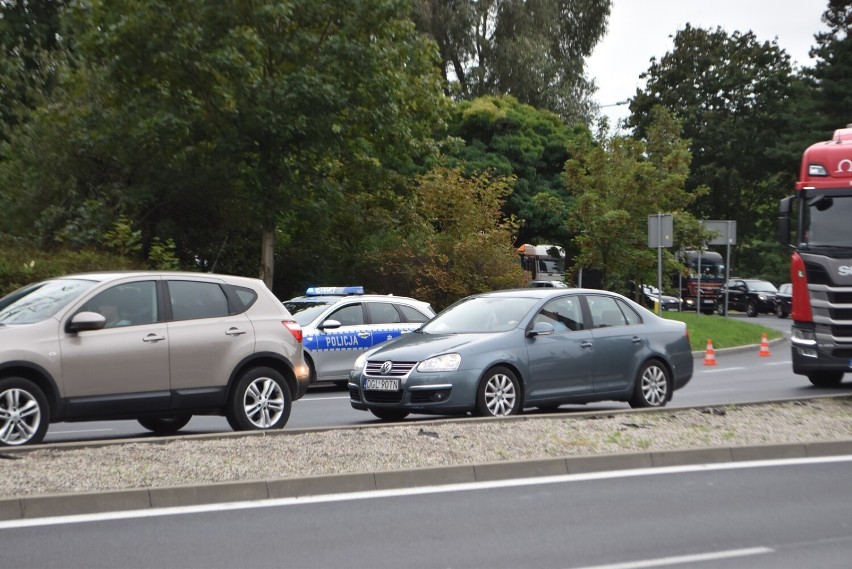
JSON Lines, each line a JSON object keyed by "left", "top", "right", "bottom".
{"left": 228, "top": 367, "right": 292, "bottom": 431}
{"left": 137, "top": 414, "right": 192, "bottom": 435}
{"left": 775, "top": 304, "right": 788, "bottom": 319}
{"left": 476, "top": 366, "right": 521, "bottom": 417}
{"left": 629, "top": 360, "right": 670, "bottom": 408}
{"left": 0, "top": 377, "right": 49, "bottom": 446}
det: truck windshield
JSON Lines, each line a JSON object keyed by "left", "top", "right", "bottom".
{"left": 803, "top": 195, "right": 852, "bottom": 247}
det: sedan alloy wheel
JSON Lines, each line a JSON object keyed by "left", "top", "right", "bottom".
{"left": 477, "top": 366, "right": 521, "bottom": 417}
{"left": 629, "top": 360, "right": 669, "bottom": 408}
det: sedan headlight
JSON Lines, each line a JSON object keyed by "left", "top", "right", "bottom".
{"left": 352, "top": 353, "right": 368, "bottom": 372}
{"left": 417, "top": 353, "right": 461, "bottom": 373}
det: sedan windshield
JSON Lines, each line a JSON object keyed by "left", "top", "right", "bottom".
{"left": 0, "top": 279, "right": 97, "bottom": 324}
{"left": 283, "top": 300, "right": 332, "bottom": 326}
{"left": 422, "top": 296, "right": 539, "bottom": 334}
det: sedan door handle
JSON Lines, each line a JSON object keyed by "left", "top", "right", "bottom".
{"left": 143, "top": 334, "right": 166, "bottom": 343}
{"left": 226, "top": 327, "right": 247, "bottom": 336}
{"left": 580, "top": 341, "right": 593, "bottom": 349}
{"left": 357, "top": 332, "right": 371, "bottom": 339}
{"left": 632, "top": 336, "right": 642, "bottom": 344}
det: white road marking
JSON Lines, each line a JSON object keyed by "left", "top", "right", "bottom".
{"left": 698, "top": 366, "right": 746, "bottom": 373}
{"left": 2, "top": 455, "right": 851, "bottom": 530}
{"left": 572, "top": 547, "right": 773, "bottom": 569}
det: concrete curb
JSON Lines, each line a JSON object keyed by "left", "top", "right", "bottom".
{"left": 3, "top": 438, "right": 851, "bottom": 521}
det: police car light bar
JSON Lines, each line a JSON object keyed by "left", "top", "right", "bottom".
{"left": 305, "top": 286, "right": 365, "bottom": 296}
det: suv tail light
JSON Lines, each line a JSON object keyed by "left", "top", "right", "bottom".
{"left": 283, "top": 320, "right": 303, "bottom": 343}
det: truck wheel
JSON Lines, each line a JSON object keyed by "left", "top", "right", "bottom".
{"left": 746, "top": 301, "right": 758, "bottom": 317}
{"left": 807, "top": 372, "right": 844, "bottom": 387}
{"left": 0, "top": 377, "right": 49, "bottom": 446}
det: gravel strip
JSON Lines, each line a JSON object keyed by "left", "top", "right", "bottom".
{"left": 2, "top": 398, "right": 852, "bottom": 498}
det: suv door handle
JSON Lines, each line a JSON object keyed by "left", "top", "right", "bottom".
{"left": 226, "top": 327, "right": 247, "bottom": 336}
{"left": 143, "top": 334, "right": 166, "bottom": 343}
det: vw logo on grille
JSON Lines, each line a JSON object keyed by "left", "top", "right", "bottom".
{"left": 379, "top": 361, "right": 393, "bottom": 375}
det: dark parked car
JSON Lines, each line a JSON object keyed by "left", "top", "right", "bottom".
{"left": 641, "top": 285, "right": 681, "bottom": 311}
{"left": 349, "top": 288, "right": 693, "bottom": 421}
{"left": 774, "top": 283, "right": 792, "bottom": 318}
{"left": 716, "top": 278, "right": 779, "bottom": 317}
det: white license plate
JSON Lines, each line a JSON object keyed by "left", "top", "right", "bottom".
{"left": 365, "top": 378, "right": 400, "bottom": 391}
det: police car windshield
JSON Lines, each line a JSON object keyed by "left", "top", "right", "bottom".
{"left": 282, "top": 300, "right": 333, "bottom": 326}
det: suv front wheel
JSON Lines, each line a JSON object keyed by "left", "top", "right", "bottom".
{"left": 227, "top": 367, "right": 292, "bottom": 431}
{"left": 0, "top": 377, "right": 49, "bottom": 446}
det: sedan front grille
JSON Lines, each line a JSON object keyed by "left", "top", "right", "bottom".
{"left": 364, "top": 361, "right": 417, "bottom": 377}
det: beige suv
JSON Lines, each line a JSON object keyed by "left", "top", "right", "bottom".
{"left": 0, "top": 272, "right": 309, "bottom": 446}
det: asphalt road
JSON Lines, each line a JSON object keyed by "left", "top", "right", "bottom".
{"left": 3, "top": 457, "right": 852, "bottom": 568}
{"left": 44, "top": 312, "right": 849, "bottom": 445}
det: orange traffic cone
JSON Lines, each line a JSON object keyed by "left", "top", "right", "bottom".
{"left": 703, "top": 339, "right": 717, "bottom": 366}
{"left": 759, "top": 332, "right": 771, "bottom": 357}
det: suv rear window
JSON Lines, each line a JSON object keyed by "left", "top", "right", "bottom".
{"left": 168, "top": 280, "right": 230, "bottom": 320}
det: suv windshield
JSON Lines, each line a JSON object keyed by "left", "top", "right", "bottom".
{"left": 0, "top": 279, "right": 97, "bottom": 324}
{"left": 746, "top": 280, "right": 778, "bottom": 293}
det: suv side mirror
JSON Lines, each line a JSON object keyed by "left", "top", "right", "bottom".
{"left": 67, "top": 311, "right": 106, "bottom": 333}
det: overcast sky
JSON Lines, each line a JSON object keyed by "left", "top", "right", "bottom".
{"left": 587, "top": 0, "right": 830, "bottom": 127}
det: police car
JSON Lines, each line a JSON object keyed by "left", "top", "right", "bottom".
{"left": 282, "top": 286, "right": 435, "bottom": 386}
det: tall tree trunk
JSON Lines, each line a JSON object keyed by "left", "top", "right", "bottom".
{"left": 260, "top": 227, "right": 274, "bottom": 289}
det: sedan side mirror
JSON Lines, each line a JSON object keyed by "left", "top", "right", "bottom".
{"left": 67, "top": 311, "right": 106, "bottom": 333}
{"left": 319, "top": 319, "right": 342, "bottom": 330}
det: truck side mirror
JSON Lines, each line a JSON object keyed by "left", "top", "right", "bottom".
{"left": 777, "top": 197, "right": 791, "bottom": 246}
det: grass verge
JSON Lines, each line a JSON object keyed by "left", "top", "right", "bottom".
{"left": 662, "top": 311, "right": 783, "bottom": 352}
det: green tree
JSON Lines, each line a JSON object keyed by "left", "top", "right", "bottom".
{"left": 411, "top": 0, "right": 611, "bottom": 123}
{"left": 0, "top": 0, "right": 69, "bottom": 141}
{"left": 361, "top": 166, "right": 522, "bottom": 310}
{"left": 563, "top": 108, "right": 697, "bottom": 293}
{"left": 443, "top": 95, "right": 586, "bottom": 246}
{"left": 627, "top": 25, "right": 798, "bottom": 261}
{"left": 807, "top": 0, "right": 852, "bottom": 135}
{"left": 0, "top": 0, "right": 448, "bottom": 289}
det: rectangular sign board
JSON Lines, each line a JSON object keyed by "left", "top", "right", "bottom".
{"left": 648, "top": 214, "right": 673, "bottom": 248}
{"left": 703, "top": 220, "right": 737, "bottom": 245}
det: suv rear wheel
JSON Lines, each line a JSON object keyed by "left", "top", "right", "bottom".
{"left": 228, "top": 367, "right": 292, "bottom": 431}
{"left": 0, "top": 377, "right": 49, "bottom": 446}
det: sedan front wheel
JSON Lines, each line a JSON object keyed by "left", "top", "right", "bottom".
{"left": 476, "top": 366, "right": 522, "bottom": 417}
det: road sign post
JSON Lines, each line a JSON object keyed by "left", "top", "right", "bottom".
{"left": 648, "top": 214, "right": 673, "bottom": 315}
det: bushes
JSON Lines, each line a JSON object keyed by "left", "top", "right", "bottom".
{"left": 0, "top": 236, "right": 139, "bottom": 296}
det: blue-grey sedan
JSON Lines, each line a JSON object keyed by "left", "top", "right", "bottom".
{"left": 348, "top": 288, "right": 693, "bottom": 421}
